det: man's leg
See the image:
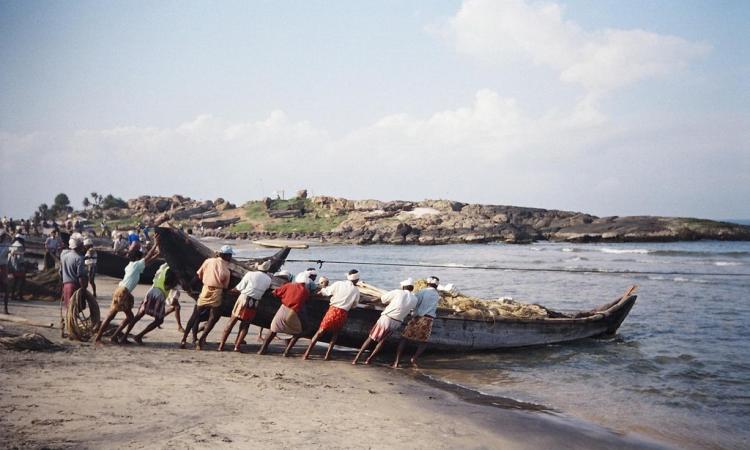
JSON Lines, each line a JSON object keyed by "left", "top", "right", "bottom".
{"left": 392, "top": 339, "right": 408, "bottom": 368}
{"left": 365, "top": 339, "right": 388, "bottom": 365}
{"left": 94, "top": 309, "right": 118, "bottom": 344}
{"left": 411, "top": 343, "right": 429, "bottom": 367}
{"left": 197, "top": 307, "right": 221, "bottom": 349}
{"left": 283, "top": 335, "right": 301, "bottom": 357}
{"left": 257, "top": 331, "right": 277, "bottom": 355}
{"left": 218, "top": 316, "right": 238, "bottom": 352}
{"left": 135, "top": 317, "right": 164, "bottom": 344}
{"left": 302, "top": 329, "right": 324, "bottom": 360}
{"left": 116, "top": 309, "right": 137, "bottom": 344}
{"left": 235, "top": 321, "right": 251, "bottom": 352}
{"left": 352, "top": 338, "right": 373, "bottom": 365}
{"left": 324, "top": 333, "right": 339, "bottom": 361}
{"left": 181, "top": 306, "right": 200, "bottom": 348}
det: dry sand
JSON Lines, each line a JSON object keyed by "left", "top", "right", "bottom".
{"left": 0, "top": 277, "right": 669, "bottom": 449}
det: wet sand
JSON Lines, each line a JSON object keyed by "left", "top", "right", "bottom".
{"left": 0, "top": 277, "right": 670, "bottom": 449}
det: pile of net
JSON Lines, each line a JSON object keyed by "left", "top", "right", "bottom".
{"left": 357, "top": 280, "right": 556, "bottom": 320}
{"left": 25, "top": 268, "right": 62, "bottom": 301}
{"left": 0, "top": 332, "right": 61, "bottom": 352}
{"left": 412, "top": 279, "right": 552, "bottom": 320}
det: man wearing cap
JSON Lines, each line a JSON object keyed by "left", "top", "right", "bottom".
{"left": 392, "top": 276, "right": 441, "bottom": 368}
{"left": 257, "top": 271, "right": 310, "bottom": 356}
{"left": 181, "top": 244, "right": 234, "bottom": 350}
{"left": 60, "top": 236, "right": 89, "bottom": 334}
{"left": 94, "top": 243, "right": 161, "bottom": 344}
{"left": 83, "top": 238, "right": 98, "bottom": 297}
{"left": 303, "top": 269, "right": 361, "bottom": 361}
{"left": 217, "top": 260, "right": 273, "bottom": 352}
{"left": 353, "top": 278, "right": 418, "bottom": 365}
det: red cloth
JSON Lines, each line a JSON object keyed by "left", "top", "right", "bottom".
{"left": 62, "top": 282, "right": 79, "bottom": 309}
{"left": 319, "top": 306, "right": 348, "bottom": 333}
{"left": 272, "top": 283, "right": 309, "bottom": 313}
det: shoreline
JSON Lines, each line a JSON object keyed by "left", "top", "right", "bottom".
{"left": 0, "top": 277, "right": 673, "bottom": 449}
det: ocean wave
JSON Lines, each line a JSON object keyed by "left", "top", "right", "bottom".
{"left": 651, "top": 250, "right": 750, "bottom": 258}
{"left": 600, "top": 248, "right": 651, "bottom": 254}
{"left": 714, "top": 261, "right": 742, "bottom": 266}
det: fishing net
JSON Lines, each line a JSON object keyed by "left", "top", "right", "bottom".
{"left": 0, "top": 332, "right": 61, "bottom": 352}
{"left": 412, "top": 279, "right": 552, "bottom": 320}
{"left": 25, "top": 268, "right": 62, "bottom": 301}
{"left": 65, "top": 289, "right": 101, "bottom": 341}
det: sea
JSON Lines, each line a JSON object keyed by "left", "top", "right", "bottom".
{"left": 227, "top": 239, "right": 750, "bottom": 449}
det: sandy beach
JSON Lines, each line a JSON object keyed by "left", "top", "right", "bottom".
{"left": 0, "top": 277, "right": 669, "bottom": 449}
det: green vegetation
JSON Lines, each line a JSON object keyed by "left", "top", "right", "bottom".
{"left": 101, "top": 194, "right": 128, "bottom": 209}
{"left": 230, "top": 198, "right": 345, "bottom": 234}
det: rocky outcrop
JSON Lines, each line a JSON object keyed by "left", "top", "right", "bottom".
{"left": 93, "top": 194, "right": 750, "bottom": 245}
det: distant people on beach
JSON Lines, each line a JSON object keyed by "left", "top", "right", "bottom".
{"left": 44, "top": 229, "right": 62, "bottom": 269}
{"left": 83, "top": 238, "right": 98, "bottom": 297}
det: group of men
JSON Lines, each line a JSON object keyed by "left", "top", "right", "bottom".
{"left": 91, "top": 242, "right": 438, "bottom": 367}
{"left": 161, "top": 244, "right": 440, "bottom": 367}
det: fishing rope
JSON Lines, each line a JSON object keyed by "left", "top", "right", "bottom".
{"left": 272, "top": 258, "right": 750, "bottom": 277}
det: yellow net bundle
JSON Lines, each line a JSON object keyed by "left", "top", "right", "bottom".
{"left": 412, "top": 279, "right": 550, "bottom": 320}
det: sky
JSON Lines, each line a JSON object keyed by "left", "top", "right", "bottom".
{"left": 1, "top": 0, "right": 748, "bottom": 220}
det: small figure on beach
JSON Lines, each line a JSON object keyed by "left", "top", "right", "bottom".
{"left": 60, "top": 236, "right": 89, "bottom": 335}
{"left": 130, "top": 267, "right": 180, "bottom": 344}
{"left": 94, "top": 244, "right": 160, "bottom": 344}
{"left": 353, "top": 278, "right": 418, "bottom": 365}
{"left": 113, "top": 233, "right": 128, "bottom": 255}
{"left": 303, "top": 269, "right": 361, "bottom": 361}
{"left": 0, "top": 230, "right": 10, "bottom": 313}
{"left": 83, "top": 238, "right": 98, "bottom": 297}
{"left": 44, "top": 229, "right": 62, "bottom": 270}
{"left": 217, "top": 260, "right": 273, "bottom": 352}
{"left": 180, "top": 245, "right": 233, "bottom": 350}
{"left": 392, "top": 276, "right": 440, "bottom": 368}
{"left": 7, "top": 234, "right": 27, "bottom": 303}
{"left": 257, "top": 271, "right": 310, "bottom": 356}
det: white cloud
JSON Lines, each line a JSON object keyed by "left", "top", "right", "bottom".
{"left": 440, "top": 0, "right": 711, "bottom": 95}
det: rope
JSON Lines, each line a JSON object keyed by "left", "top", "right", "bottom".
{"left": 279, "top": 258, "right": 750, "bottom": 278}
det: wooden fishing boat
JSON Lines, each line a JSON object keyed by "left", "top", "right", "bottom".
{"left": 155, "top": 227, "right": 637, "bottom": 352}
{"left": 253, "top": 239, "right": 309, "bottom": 249}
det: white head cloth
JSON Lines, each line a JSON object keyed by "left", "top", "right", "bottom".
{"left": 400, "top": 278, "right": 414, "bottom": 287}
{"left": 347, "top": 271, "right": 360, "bottom": 281}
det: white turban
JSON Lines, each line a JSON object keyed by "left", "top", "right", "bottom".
{"left": 257, "top": 260, "right": 272, "bottom": 272}
{"left": 426, "top": 276, "right": 439, "bottom": 285}
{"left": 400, "top": 278, "right": 414, "bottom": 287}
{"left": 69, "top": 238, "right": 82, "bottom": 249}
{"left": 294, "top": 272, "right": 309, "bottom": 283}
{"left": 347, "top": 271, "right": 360, "bottom": 281}
{"left": 83, "top": 238, "right": 94, "bottom": 246}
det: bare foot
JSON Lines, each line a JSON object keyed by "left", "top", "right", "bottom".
{"left": 391, "top": 363, "right": 399, "bottom": 369}
{"left": 178, "top": 327, "right": 185, "bottom": 333}
{"left": 217, "top": 344, "right": 224, "bottom": 352}
{"left": 410, "top": 358, "right": 419, "bottom": 368}
{"left": 233, "top": 347, "right": 242, "bottom": 353}
{"left": 120, "top": 338, "right": 132, "bottom": 345}
{"left": 302, "top": 354, "right": 310, "bottom": 360}
{"left": 364, "top": 358, "right": 373, "bottom": 365}
{"left": 179, "top": 341, "right": 187, "bottom": 349}
{"left": 110, "top": 336, "right": 120, "bottom": 345}
{"left": 134, "top": 336, "right": 144, "bottom": 345}
{"left": 94, "top": 339, "right": 103, "bottom": 347}
{"left": 195, "top": 340, "right": 204, "bottom": 351}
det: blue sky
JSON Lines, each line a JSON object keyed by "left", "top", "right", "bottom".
{"left": 1, "top": 0, "right": 748, "bottom": 219}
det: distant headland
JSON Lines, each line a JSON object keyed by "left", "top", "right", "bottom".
{"left": 16, "top": 190, "right": 750, "bottom": 244}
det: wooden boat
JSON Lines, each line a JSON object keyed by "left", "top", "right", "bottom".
{"left": 253, "top": 239, "right": 309, "bottom": 249}
{"left": 155, "top": 227, "right": 637, "bottom": 352}
{"left": 96, "top": 250, "right": 164, "bottom": 284}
